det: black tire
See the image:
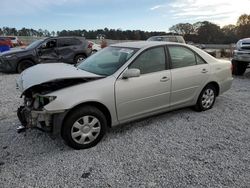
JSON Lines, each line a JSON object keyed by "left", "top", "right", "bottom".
{"left": 194, "top": 85, "right": 217, "bottom": 112}
{"left": 17, "top": 60, "right": 34, "bottom": 73}
{"left": 232, "top": 60, "right": 247, "bottom": 75}
{"left": 92, "top": 50, "right": 97, "bottom": 54}
{"left": 61, "top": 106, "right": 107, "bottom": 149}
{"left": 74, "top": 54, "right": 87, "bottom": 64}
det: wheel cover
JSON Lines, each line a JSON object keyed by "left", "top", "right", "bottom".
{"left": 201, "top": 88, "right": 215, "bottom": 109}
{"left": 71, "top": 115, "right": 101, "bottom": 145}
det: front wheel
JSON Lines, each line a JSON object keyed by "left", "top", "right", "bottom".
{"left": 194, "top": 85, "right": 216, "bottom": 112}
{"left": 17, "top": 60, "right": 34, "bottom": 73}
{"left": 61, "top": 106, "right": 107, "bottom": 149}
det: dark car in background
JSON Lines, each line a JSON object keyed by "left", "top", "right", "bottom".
{"left": 0, "top": 36, "right": 92, "bottom": 73}
{"left": 147, "top": 35, "right": 186, "bottom": 43}
{"left": 232, "top": 38, "right": 250, "bottom": 75}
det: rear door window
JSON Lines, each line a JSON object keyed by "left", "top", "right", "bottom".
{"left": 168, "top": 46, "right": 196, "bottom": 69}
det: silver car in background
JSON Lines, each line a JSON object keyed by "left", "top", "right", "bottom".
{"left": 232, "top": 38, "right": 250, "bottom": 75}
{"left": 147, "top": 35, "right": 185, "bottom": 43}
{"left": 16, "top": 41, "right": 233, "bottom": 149}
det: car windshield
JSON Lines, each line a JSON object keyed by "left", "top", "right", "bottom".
{"left": 25, "top": 39, "right": 44, "bottom": 49}
{"left": 77, "top": 46, "right": 138, "bottom": 76}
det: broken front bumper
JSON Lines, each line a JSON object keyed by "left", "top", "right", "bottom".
{"left": 17, "top": 106, "right": 67, "bottom": 137}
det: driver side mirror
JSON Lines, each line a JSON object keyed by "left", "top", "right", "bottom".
{"left": 122, "top": 69, "right": 140, "bottom": 79}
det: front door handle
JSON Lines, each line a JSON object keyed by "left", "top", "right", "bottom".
{"left": 160, "top": 76, "right": 170, "bottom": 82}
{"left": 201, "top": 69, "right": 208, "bottom": 73}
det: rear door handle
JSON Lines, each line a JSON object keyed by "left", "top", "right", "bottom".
{"left": 201, "top": 69, "right": 208, "bottom": 73}
{"left": 160, "top": 76, "right": 170, "bottom": 82}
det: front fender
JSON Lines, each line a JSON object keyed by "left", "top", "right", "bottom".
{"left": 43, "top": 76, "right": 119, "bottom": 126}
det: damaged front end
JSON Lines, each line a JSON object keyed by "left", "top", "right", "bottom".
{"left": 16, "top": 77, "right": 101, "bottom": 134}
{"left": 17, "top": 94, "right": 58, "bottom": 133}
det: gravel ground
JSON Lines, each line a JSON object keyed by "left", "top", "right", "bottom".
{"left": 0, "top": 70, "right": 250, "bottom": 188}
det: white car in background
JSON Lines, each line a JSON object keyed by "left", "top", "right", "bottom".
{"left": 88, "top": 41, "right": 101, "bottom": 53}
{"left": 1, "top": 36, "right": 24, "bottom": 46}
{"left": 16, "top": 41, "right": 233, "bottom": 149}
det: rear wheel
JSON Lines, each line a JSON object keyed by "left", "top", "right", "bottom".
{"left": 74, "top": 54, "right": 87, "bottom": 64}
{"left": 61, "top": 106, "right": 107, "bottom": 149}
{"left": 17, "top": 60, "right": 34, "bottom": 73}
{"left": 232, "top": 60, "right": 248, "bottom": 75}
{"left": 194, "top": 85, "right": 216, "bottom": 112}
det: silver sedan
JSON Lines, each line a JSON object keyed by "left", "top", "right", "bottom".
{"left": 16, "top": 41, "right": 233, "bottom": 149}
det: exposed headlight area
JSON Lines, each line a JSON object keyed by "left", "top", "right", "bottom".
{"left": 25, "top": 95, "right": 56, "bottom": 110}
{"left": 18, "top": 95, "right": 57, "bottom": 131}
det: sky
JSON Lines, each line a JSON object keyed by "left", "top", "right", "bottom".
{"left": 0, "top": 0, "right": 250, "bottom": 32}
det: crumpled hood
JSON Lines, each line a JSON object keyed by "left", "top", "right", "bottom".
{"left": 17, "top": 63, "right": 102, "bottom": 93}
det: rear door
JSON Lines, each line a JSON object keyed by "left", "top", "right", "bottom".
{"left": 115, "top": 46, "right": 171, "bottom": 121}
{"left": 167, "top": 45, "right": 210, "bottom": 107}
{"left": 57, "top": 38, "right": 81, "bottom": 63}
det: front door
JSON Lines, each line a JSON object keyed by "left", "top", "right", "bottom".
{"left": 115, "top": 46, "right": 171, "bottom": 122}
{"left": 37, "top": 39, "right": 59, "bottom": 63}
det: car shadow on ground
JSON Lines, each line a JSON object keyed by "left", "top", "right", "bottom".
{"left": 233, "top": 69, "right": 250, "bottom": 79}
{"left": 5, "top": 106, "right": 194, "bottom": 153}
{"left": 107, "top": 107, "right": 195, "bottom": 136}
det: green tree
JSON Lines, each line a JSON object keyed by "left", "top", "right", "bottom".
{"left": 169, "top": 23, "right": 194, "bottom": 35}
{"left": 222, "top": 24, "right": 238, "bottom": 43}
{"left": 236, "top": 14, "right": 250, "bottom": 38}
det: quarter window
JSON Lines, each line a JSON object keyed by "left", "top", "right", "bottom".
{"left": 168, "top": 46, "right": 196, "bottom": 69}
{"left": 129, "top": 47, "right": 166, "bottom": 74}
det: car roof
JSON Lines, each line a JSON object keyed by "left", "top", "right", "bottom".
{"left": 111, "top": 41, "right": 184, "bottom": 49}
{"left": 149, "top": 35, "right": 183, "bottom": 38}
{"left": 47, "top": 36, "right": 85, "bottom": 39}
